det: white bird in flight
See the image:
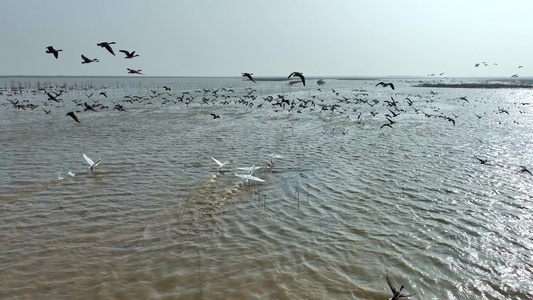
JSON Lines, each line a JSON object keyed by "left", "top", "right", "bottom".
{"left": 83, "top": 154, "right": 102, "bottom": 172}
{"left": 237, "top": 165, "right": 261, "bottom": 174}
{"left": 211, "top": 157, "right": 230, "bottom": 170}
{"left": 235, "top": 173, "right": 265, "bottom": 184}
{"left": 261, "top": 152, "right": 282, "bottom": 161}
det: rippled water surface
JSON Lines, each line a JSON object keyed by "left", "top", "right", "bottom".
{"left": 1, "top": 76, "right": 532, "bottom": 299}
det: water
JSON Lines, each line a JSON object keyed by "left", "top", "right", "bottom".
{"left": 1, "top": 76, "right": 532, "bottom": 299}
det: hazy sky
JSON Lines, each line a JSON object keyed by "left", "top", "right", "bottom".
{"left": 2, "top": 0, "right": 532, "bottom": 77}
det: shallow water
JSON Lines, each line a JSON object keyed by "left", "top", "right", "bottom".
{"left": 1, "top": 76, "right": 532, "bottom": 299}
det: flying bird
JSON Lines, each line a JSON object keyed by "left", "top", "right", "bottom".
{"left": 119, "top": 50, "right": 139, "bottom": 59}
{"left": 210, "top": 113, "right": 220, "bottom": 119}
{"left": 46, "top": 46, "right": 63, "bottom": 59}
{"left": 83, "top": 154, "right": 102, "bottom": 172}
{"left": 242, "top": 73, "right": 256, "bottom": 83}
{"left": 127, "top": 68, "right": 144, "bottom": 75}
{"left": 84, "top": 102, "right": 96, "bottom": 112}
{"left": 261, "top": 152, "right": 282, "bottom": 162}
{"left": 81, "top": 54, "right": 99, "bottom": 64}
{"left": 235, "top": 173, "right": 265, "bottom": 184}
{"left": 386, "top": 276, "right": 416, "bottom": 300}
{"left": 100, "top": 92, "right": 107, "bottom": 98}
{"left": 375, "top": 82, "right": 395, "bottom": 90}
{"left": 97, "top": 42, "right": 116, "bottom": 55}
{"left": 66, "top": 111, "right": 80, "bottom": 123}
{"left": 211, "top": 157, "right": 229, "bottom": 170}
{"left": 288, "top": 72, "right": 305, "bottom": 86}
{"left": 517, "top": 166, "right": 532, "bottom": 175}
{"left": 237, "top": 165, "right": 261, "bottom": 174}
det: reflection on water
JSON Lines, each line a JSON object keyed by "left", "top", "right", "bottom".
{"left": 0, "top": 76, "right": 532, "bottom": 299}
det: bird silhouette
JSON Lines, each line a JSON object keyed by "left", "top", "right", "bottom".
{"left": 119, "top": 50, "right": 139, "bottom": 59}
{"left": 81, "top": 54, "right": 99, "bottom": 64}
{"left": 288, "top": 72, "right": 305, "bottom": 86}
{"left": 210, "top": 113, "right": 220, "bottom": 119}
{"left": 242, "top": 73, "right": 256, "bottom": 83}
{"left": 97, "top": 42, "right": 116, "bottom": 55}
{"left": 127, "top": 68, "right": 144, "bottom": 75}
{"left": 386, "top": 276, "right": 415, "bottom": 300}
{"left": 66, "top": 111, "right": 80, "bottom": 123}
{"left": 375, "top": 82, "right": 395, "bottom": 90}
{"left": 46, "top": 46, "right": 62, "bottom": 59}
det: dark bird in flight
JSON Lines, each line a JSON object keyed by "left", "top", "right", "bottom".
{"left": 210, "top": 113, "right": 220, "bottom": 119}
{"left": 47, "top": 92, "right": 63, "bottom": 102}
{"left": 474, "top": 156, "right": 489, "bottom": 164}
{"left": 380, "top": 123, "right": 393, "bottom": 129}
{"left": 386, "top": 276, "right": 416, "bottom": 300}
{"left": 242, "top": 73, "right": 256, "bottom": 83}
{"left": 66, "top": 111, "right": 80, "bottom": 123}
{"left": 517, "top": 166, "right": 532, "bottom": 175}
{"left": 127, "top": 68, "right": 144, "bottom": 75}
{"left": 163, "top": 86, "right": 171, "bottom": 91}
{"left": 97, "top": 42, "right": 116, "bottom": 55}
{"left": 42, "top": 109, "right": 51, "bottom": 114}
{"left": 375, "top": 82, "right": 395, "bottom": 90}
{"left": 84, "top": 102, "right": 97, "bottom": 112}
{"left": 100, "top": 92, "right": 107, "bottom": 98}
{"left": 288, "top": 72, "right": 305, "bottom": 86}
{"left": 81, "top": 54, "right": 99, "bottom": 64}
{"left": 119, "top": 50, "right": 139, "bottom": 59}
{"left": 46, "top": 46, "right": 63, "bottom": 59}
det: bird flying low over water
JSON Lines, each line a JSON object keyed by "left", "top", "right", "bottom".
{"left": 242, "top": 73, "right": 256, "bottom": 83}
{"left": 46, "top": 46, "right": 62, "bottom": 59}
{"left": 376, "top": 82, "right": 395, "bottom": 90}
{"left": 66, "top": 111, "right": 80, "bottom": 123}
{"left": 261, "top": 152, "right": 282, "bottom": 161}
{"left": 237, "top": 165, "right": 261, "bottom": 174}
{"left": 127, "top": 68, "right": 144, "bottom": 75}
{"left": 83, "top": 154, "right": 102, "bottom": 172}
{"left": 386, "top": 276, "right": 416, "bottom": 300}
{"left": 288, "top": 72, "right": 305, "bottom": 86}
{"left": 119, "top": 50, "right": 139, "bottom": 59}
{"left": 97, "top": 42, "right": 116, "bottom": 55}
{"left": 211, "top": 157, "right": 229, "bottom": 170}
{"left": 235, "top": 173, "right": 265, "bottom": 184}
{"left": 210, "top": 113, "right": 220, "bottom": 119}
{"left": 81, "top": 54, "right": 99, "bottom": 64}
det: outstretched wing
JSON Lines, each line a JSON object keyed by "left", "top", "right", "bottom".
{"left": 386, "top": 276, "right": 397, "bottom": 294}
{"left": 211, "top": 157, "right": 223, "bottom": 167}
{"left": 93, "top": 158, "right": 102, "bottom": 168}
{"left": 247, "top": 174, "right": 265, "bottom": 182}
{"left": 83, "top": 154, "right": 95, "bottom": 166}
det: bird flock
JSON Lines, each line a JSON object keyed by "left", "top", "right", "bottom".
{"left": 2, "top": 46, "right": 532, "bottom": 299}
{"left": 46, "top": 42, "right": 142, "bottom": 75}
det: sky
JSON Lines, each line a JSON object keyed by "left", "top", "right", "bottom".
{"left": 2, "top": 0, "right": 533, "bottom": 77}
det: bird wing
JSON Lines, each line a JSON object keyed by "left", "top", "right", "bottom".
{"left": 119, "top": 50, "right": 130, "bottom": 56}
{"left": 297, "top": 74, "right": 305, "bottom": 86}
{"left": 247, "top": 175, "right": 265, "bottom": 182}
{"left": 81, "top": 54, "right": 89, "bottom": 62}
{"left": 386, "top": 277, "right": 397, "bottom": 294}
{"left": 83, "top": 154, "right": 95, "bottom": 167}
{"left": 211, "top": 157, "right": 224, "bottom": 167}
{"left": 399, "top": 292, "right": 416, "bottom": 298}
{"left": 104, "top": 44, "right": 115, "bottom": 55}
{"left": 93, "top": 158, "right": 102, "bottom": 168}
{"left": 387, "top": 83, "right": 395, "bottom": 90}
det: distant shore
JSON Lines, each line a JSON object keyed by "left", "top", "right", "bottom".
{"left": 414, "top": 82, "right": 533, "bottom": 89}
